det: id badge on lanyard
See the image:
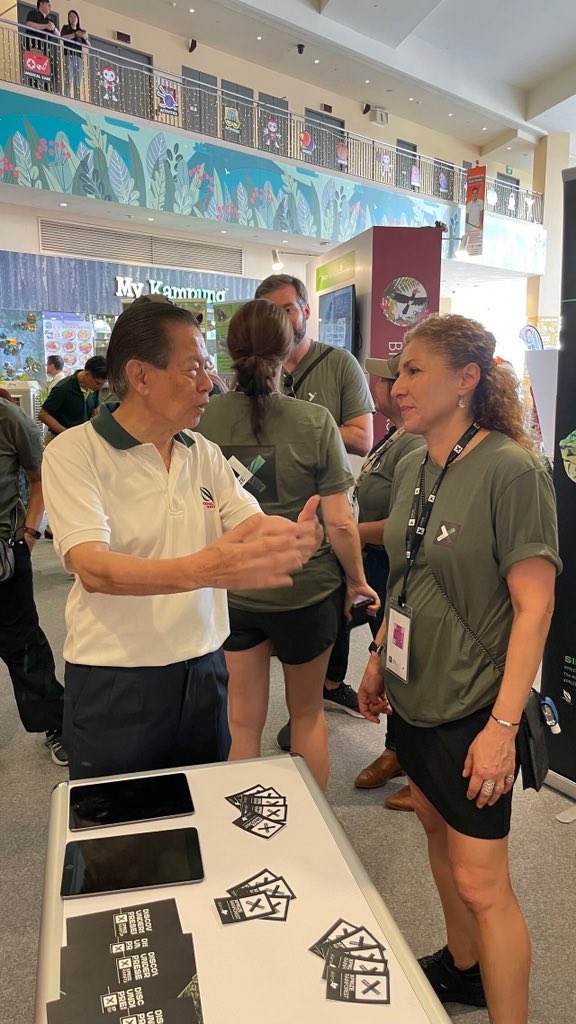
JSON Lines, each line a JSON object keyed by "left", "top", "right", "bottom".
{"left": 386, "top": 598, "right": 413, "bottom": 683}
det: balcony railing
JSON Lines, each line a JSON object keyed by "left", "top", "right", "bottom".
{"left": 0, "top": 17, "right": 544, "bottom": 224}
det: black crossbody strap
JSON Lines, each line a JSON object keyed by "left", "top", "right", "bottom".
{"left": 291, "top": 347, "right": 333, "bottom": 395}
{"left": 428, "top": 566, "right": 506, "bottom": 672}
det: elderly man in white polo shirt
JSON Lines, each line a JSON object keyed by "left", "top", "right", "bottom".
{"left": 42, "top": 301, "right": 322, "bottom": 779}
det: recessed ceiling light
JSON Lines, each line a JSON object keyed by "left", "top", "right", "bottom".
{"left": 189, "top": 7, "right": 195, "bottom": 12}
{"left": 59, "top": 202, "right": 68, "bottom": 207}
{"left": 147, "top": 217, "right": 155, "bottom": 221}
{"left": 314, "top": 59, "right": 320, "bottom": 64}
{"left": 256, "top": 35, "right": 262, "bottom": 40}
{"left": 220, "top": 229, "right": 227, "bottom": 234}
{"left": 482, "top": 126, "right": 487, "bottom": 131}
{"left": 506, "top": 146, "right": 512, "bottom": 150}
{"left": 365, "top": 79, "right": 370, "bottom": 84}
{"left": 282, "top": 238, "right": 288, "bottom": 243}
{"left": 408, "top": 96, "right": 414, "bottom": 101}
{"left": 448, "top": 113, "right": 453, "bottom": 117}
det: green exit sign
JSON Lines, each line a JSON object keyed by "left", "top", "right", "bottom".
{"left": 506, "top": 165, "right": 513, "bottom": 175}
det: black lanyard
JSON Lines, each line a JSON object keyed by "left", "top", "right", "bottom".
{"left": 399, "top": 422, "right": 480, "bottom": 606}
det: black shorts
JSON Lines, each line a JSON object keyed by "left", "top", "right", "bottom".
{"left": 394, "top": 704, "right": 517, "bottom": 840}
{"left": 224, "top": 588, "right": 343, "bottom": 665}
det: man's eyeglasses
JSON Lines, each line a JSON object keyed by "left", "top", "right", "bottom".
{"left": 283, "top": 373, "right": 296, "bottom": 398}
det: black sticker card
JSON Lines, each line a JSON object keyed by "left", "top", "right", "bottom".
{"left": 66, "top": 899, "right": 182, "bottom": 947}
{"left": 214, "top": 894, "right": 274, "bottom": 924}
{"left": 325, "top": 964, "right": 391, "bottom": 1004}
{"left": 47, "top": 994, "right": 199, "bottom": 1024}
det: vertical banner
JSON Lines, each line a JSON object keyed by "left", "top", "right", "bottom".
{"left": 369, "top": 225, "right": 442, "bottom": 434}
{"left": 540, "top": 169, "right": 576, "bottom": 800}
{"left": 464, "top": 166, "right": 486, "bottom": 255}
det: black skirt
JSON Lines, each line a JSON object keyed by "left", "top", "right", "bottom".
{"left": 394, "top": 704, "right": 516, "bottom": 840}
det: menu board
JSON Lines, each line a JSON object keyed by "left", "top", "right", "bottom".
{"left": 0, "top": 308, "right": 44, "bottom": 380}
{"left": 43, "top": 312, "right": 94, "bottom": 372}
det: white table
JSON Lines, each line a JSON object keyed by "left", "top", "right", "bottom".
{"left": 35, "top": 754, "right": 451, "bottom": 1023}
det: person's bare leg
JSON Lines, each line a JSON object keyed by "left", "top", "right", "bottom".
{"left": 225, "top": 642, "right": 272, "bottom": 762}
{"left": 410, "top": 779, "right": 479, "bottom": 968}
{"left": 448, "top": 829, "right": 530, "bottom": 1024}
{"left": 283, "top": 647, "right": 332, "bottom": 791}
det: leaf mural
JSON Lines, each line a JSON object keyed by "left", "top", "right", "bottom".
{"left": 12, "top": 131, "right": 34, "bottom": 188}
{"left": 163, "top": 158, "right": 176, "bottom": 212}
{"left": 55, "top": 131, "right": 80, "bottom": 174}
{"left": 212, "top": 168, "right": 224, "bottom": 214}
{"left": 322, "top": 178, "right": 336, "bottom": 212}
{"left": 76, "top": 141, "right": 90, "bottom": 161}
{"left": 2, "top": 138, "right": 18, "bottom": 185}
{"left": 82, "top": 119, "right": 112, "bottom": 161}
{"left": 236, "top": 182, "right": 249, "bottom": 225}
{"left": 92, "top": 147, "right": 114, "bottom": 201}
{"left": 296, "top": 190, "right": 316, "bottom": 236}
{"left": 109, "top": 148, "right": 139, "bottom": 205}
{"left": 146, "top": 133, "right": 167, "bottom": 178}
{"left": 128, "top": 137, "right": 147, "bottom": 207}
{"left": 150, "top": 161, "right": 166, "bottom": 210}
{"left": 71, "top": 151, "right": 95, "bottom": 197}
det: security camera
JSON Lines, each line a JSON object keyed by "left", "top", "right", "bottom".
{"left": 297, "top": 43, "right": 305, "bottom": 54}
{"left": 189, "top": 38, "right": 197, "bottom": 53}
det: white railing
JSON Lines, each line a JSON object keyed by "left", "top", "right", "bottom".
{"left": 0, "top": 17, "right": 543, "bottom": 223}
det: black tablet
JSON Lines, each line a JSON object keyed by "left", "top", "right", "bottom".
{"left": 61, "top": 826, "right": 204, "bottom": 899}
{"left": 69, "top": 772, "right": 194, "bottom": 831}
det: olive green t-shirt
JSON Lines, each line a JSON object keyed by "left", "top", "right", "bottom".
{"left": 357, "top": 429, "right": 425, "bottom": 535}
{"left": 282, "top": 341, "right": 374, "bottom": 425}
{"left": 382, "top": 431, "right": 562, "bottom": 726}
{"left": 196, "top": 392, "right": 354, "bottom": 611}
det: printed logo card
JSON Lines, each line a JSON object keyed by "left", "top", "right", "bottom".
{"left": 232, "top": 814, "right": 286, "bottom": 839}
{"left": 325, "top": 964, "right": 391, "bottom": 1004}
{"left": 66, "top": 899, "right": 182, "bottom": 946}
{"left": 309, "top": 919, "right": 358, "bottom": 958}
{"left": 260, "top": 895, "right": 290, "bottom": 922}
{"left": 328, "top": 925, "right": 383, "bottom": 955}
{"left": 326, "top": 948, "right": 387, "bottom": 971}
{"left": 225, "top": 784, "right": 265, "bottom": 808}
{"left": 60, "top": 934, "right": 198, "bottom": 998}
{"left": 226, "top": 868, "right": 278, "bottom": 894}
{"left": 47, "top": 994, "right": 200, "bottom": 1024}
{"left": 214, "top": 894, "right": 274, "bottom": 924}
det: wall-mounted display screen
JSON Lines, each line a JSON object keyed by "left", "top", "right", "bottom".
{"left": 318, "top": 284, "right": 358, "bottom": 355}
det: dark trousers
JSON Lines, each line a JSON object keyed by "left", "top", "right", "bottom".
{"left": 326, "top": 545, "right": 397, "bottom": 750}
{"left": 0, "top": 541, "right": 64, "bottom": 733}
{"left": 65, "top": 649, "right": 231, "bottom": 779}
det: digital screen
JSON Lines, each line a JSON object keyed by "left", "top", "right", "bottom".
{"left": 69, "top": 772, "right": 194, "bottom": 831}
{"left": 318, "top": 285, "right": 356, "bottom": 353}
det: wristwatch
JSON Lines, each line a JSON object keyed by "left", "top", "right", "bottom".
{"left": 24, "top": 526, "right": 42, "bottom": 540}
{"left": 368, "top": 641, "right": 383, "bottom": 656}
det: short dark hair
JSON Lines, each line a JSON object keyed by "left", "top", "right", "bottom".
{"left": 84, "top": 355, "right": 108, "bottom": 380}
{"left": 106, "top": 303, "right": 201, "bottom": 400}
{"left": 47, "top": 354, "right": 64, "bottom": 371}
{"left": 255, "top": 274, "right": 308, "bottom": 307}
{"left": 37, "top": 0, "right": 50, "bottom": 7}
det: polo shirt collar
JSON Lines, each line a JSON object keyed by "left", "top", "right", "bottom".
{"left": 91, "top": 402, "right": 196, "bottom": 450}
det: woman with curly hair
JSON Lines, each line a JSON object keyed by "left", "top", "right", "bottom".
{"left": 358, "top": 315, "right": 561, "bottom": 1023}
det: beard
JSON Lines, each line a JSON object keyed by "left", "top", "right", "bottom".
{"left": 292, "top": 308, "right": 307, "bottom": 346}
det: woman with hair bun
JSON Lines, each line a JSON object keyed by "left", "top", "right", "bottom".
{"left": 197, "top": 298, "right": 378, "bottom": 789}
{"left": 358, "top": 315, "right": 561, "bottom": 1023}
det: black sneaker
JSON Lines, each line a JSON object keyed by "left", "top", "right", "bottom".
{"left": 45, "top": 730, "right": 68, "bottom": 767}
{"left": 323, "top": 682, "right": 363, "bottom": 718}
{"left": 418, "top": 946, "right": 486, "bottom": 1007}
{"left": 276, "top": 721, "right": 291, "bottom": 752}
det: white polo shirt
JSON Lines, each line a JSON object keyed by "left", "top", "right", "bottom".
{"left": 42, "top": 404, "right": 261, "bottom": 667}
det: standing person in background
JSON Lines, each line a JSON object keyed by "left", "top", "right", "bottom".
{"left": 25, "top": 0, "right": 60, "bottom": 92}
{"left": 46, "top": 355, "right": 66, "bottom": 390}
{"left": 0, "top": 395, "right": 66, "bottom": 766}
{"left": 61, "top": 10, "right": 89, "bottom": 99}
{"left": 351, "top": 354, "right": 424, "bottom": 811}
{"left": 358, "top": 315, "right": 560, "bottom": 1021}
{"left": 197, "top": 299, "right": 378, "bottom": 789}
{"left": 254, "top": 274, "right": 374, "bottom": 749}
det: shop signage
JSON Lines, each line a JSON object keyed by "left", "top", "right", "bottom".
{"left": 316, "top": 252, "right": 356, "bottom": 292}
{"left": 114, "top": 277, "right": 227, "bottom": 302}
{"left": 24, "top": 50, "right": 51, "bottom": 83}
{"left": 156, "top": 80, "right": 178, "bottom": 117}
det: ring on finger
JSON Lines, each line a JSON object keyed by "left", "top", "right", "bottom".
{"left": 480, "top": 779, "right": 495, "bottom": 795}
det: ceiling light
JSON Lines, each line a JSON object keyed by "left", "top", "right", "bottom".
{"left": 147, "top": 217, "right": 155, "bottom": 221}
{"left": 365, "top": 79, "right": 370, "bottom": 84}
{"left": 220, "top": 229, "right": 227, "bottom": 234}
{"left": 189, "top": 7, "right": 195, "bottom": 12}
{"left": 482, "top": 126, "right": 487, "bottom": 131}
{"left": 282, "top": 238, "right": 288, "bottom": 243}
{"left": 314, "top": 59, "right": 320, "bottom": 64}
{"left": 448, "top": 113, "right": 453, "bottom": 117}
{"left": 408, "top": 97, "right": 414, "bottom": 101}
{"left": 256, "top": 35, "right": 262, "bottom": 40}
{"left": 272, "top": 248, "right": 284, "bottom": 271}
{"left": 59, "top": 202, "right": 68, "bottom": 207}
{"left": 506, "top": 146, "right": 512, "bottom": 150}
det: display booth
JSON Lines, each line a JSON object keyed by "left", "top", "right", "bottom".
{"left": 35, "top": 756, "right": 450, "bottom": 1023}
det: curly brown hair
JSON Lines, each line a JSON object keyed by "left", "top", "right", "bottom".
{"left": 404, "top": 314, "right": 532, "bottom": 448}
{"left": 227, "top": 299, "right": 293, "bottom": 442}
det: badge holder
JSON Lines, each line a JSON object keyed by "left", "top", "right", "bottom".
{"left": 385, "top": 599, "right": 412, "bottom": 683}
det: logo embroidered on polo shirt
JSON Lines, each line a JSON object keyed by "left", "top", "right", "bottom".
{"left": 200, "top": 486, "right": 215, "bottom": 509}
{"left": 434, "top": 521, "right": 461, "bottom": 547}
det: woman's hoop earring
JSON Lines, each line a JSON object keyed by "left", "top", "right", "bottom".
{"left": 458, "top": 398, "right": 465, "bottom": 409}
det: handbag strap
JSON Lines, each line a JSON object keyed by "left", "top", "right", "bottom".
{"left": 428, "top": 566, "right": 506, "bottom": 672}
{"left": 290, "top": 347, "right": 333, "bottom": 395}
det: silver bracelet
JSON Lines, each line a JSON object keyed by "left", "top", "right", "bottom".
{"left": 490, "top": 713, "right": 521, "bottom": 728}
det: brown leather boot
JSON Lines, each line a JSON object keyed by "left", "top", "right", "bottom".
{"left": 354, "top": 749, "right": 404, "bottom": 789}
{"left": 384, "top": 784, "right": 414, "bottom": 812}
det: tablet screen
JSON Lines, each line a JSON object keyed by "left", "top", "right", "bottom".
{"left": 69, "top": 773, "right": 194, "bottom": 830}
{"left": 61, "top": 826, "right": 204, "bottom": 898}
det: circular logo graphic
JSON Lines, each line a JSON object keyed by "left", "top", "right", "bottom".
{"left": 380, "top": 277, "right": 429, "bottom": 327}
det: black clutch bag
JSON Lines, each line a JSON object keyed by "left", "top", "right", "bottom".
{"left": 516, "top": 689, "right": 550, "bottom": 791}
